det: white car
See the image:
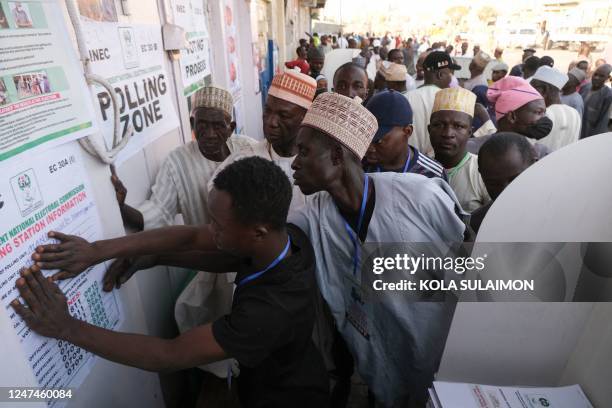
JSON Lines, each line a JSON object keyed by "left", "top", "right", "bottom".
{"left": 498, "top": 27, "right": 538, "bottom": 49}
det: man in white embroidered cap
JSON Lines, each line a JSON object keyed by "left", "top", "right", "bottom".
{"left": 530, "top": 66, "right": 581, "bottom": 151}
{"left": 288, "top": 92, "right": 467, "bottom": 406}
{"left": 110, "top": 86, "right": 254, "bottom": 232}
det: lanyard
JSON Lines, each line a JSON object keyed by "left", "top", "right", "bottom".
{"left": 228, "top": 236, "right": 291, "bottom": 388}
{"left": 235, "top": 237, "right": 291, "bottom": 288}
{"left": 339, "top": 176, "right": 369, "bottom": 276}
{"left": 376, "top": 144, "right": 412, "bottom": 174}
{"left": 446, "top": 152, "right": 470, "bottom": 180}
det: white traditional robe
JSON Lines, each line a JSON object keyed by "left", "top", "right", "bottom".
{"left": 289, "top": 172, "right": 465, "bottom": 405}
{"left": 405, "top": 84, "right": 441, "bottom": 157}
{"left": 538, "top": 103, "right": 581, "bottom": 152}
{"left": 139, "top": 135, "right": 256, "bottom": 228}
{"left": 446, "top": 153, "right": 491, "bottom": 212}
{"left": 208, "top": 139, "right": 307, "bottom": 211}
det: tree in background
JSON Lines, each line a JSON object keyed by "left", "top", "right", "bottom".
{"left": 477, "top": 6, "right": 498, "bottom": 24}
{"left": 446, "top": 6, "right": 469, "bottom": 27}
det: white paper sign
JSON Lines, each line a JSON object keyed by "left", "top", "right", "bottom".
{"left": 0, "top": 143, "right": 122, "bottom": 407}
{"left": 0, "top": 0, "right": 97, "bottom": 163}
{"left": 432, "top": 381, "right": 593, "bottom": 408}
{"left": 80, "top": 22, "right": 180, "bottom": 164}
{"left": 170, "top": 0, "right": 212, "bottom": 96}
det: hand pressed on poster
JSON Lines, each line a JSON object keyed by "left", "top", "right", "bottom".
{"left": 0, "top": 108, "right": 120, "bottom": 408}
{"left": 12, "top": 265, "right": 74, "bottom": 339}
{"left": 33, "top": 231, "right": 95, "bottom": 281}
{"left": 102, "top": 255, "right": 158, "bottom": 291}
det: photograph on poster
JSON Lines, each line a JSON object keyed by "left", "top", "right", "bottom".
{"left": 0, "top": 78, "right": 8, "bottom": 106}
{"left": 12, "top": 71, "right": 52, "bottom": 100}
{"left": 9, "top": 1, "right": 32, "bottom": 28}
{"left": 223, "top": 0, "right": 240, "bottom": 93}
{"left": 77, "top": 0, "right": 117, "bottom": 22}
{"left": 0, "top": 3, "right": 9, "bottom": 28}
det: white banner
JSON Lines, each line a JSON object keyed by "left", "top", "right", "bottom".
{"left": 171, "top": 0, "right": 212, "bottom": 96}
{"left": 80, "top": 21, "right": 180, "bottom": 164}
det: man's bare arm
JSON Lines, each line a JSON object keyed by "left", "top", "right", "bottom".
{"left": 12, "top": 267, "right": 227, "bottom": 372}
{"left": 33, "top": 225, "right": 218, "bottom": 280}
{"left": 102, "top": 251, "right": 241, "bottom": 291}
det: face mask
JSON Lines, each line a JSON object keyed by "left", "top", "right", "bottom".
{"left": 523, "top": 116, "right": 553, "bottom": 140}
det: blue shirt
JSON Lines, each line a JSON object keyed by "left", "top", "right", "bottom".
{"left": 364, "top": 145, "right": 447, "bottom": 181}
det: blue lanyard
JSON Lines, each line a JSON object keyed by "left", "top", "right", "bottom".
{"left": 376, "top": 145, "right": 412, "bottom": 173}
{"left": 339, "top": 176, "right": 369, "bottom": 276}
{"left": 228, "top": 236, "right": 291, "bottom": 388}
{"left": 235, "top": 237, "right": 291, "bottom": 287}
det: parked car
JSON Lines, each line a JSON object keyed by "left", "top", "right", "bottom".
{"left": 545, "top": 27, "right": 609, "bottom": 51}
{"left": 497, "top": 27, "right": 538, "bottom": 49}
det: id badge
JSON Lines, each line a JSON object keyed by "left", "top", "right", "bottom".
{"left": 343, "top": 274, "right": 371, "bottom": 340}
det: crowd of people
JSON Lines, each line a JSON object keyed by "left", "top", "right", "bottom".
{"left": 10, "top": 29, "right": 612, "bottom": 408}
{"left": 13, "top": 72, "right": 51, "bottom": 100}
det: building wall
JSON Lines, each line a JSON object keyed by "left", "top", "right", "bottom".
{"left": 0, "top": 0, "right": 265, "bottom": 405}
{"left": 284, "top": 0, "right": 312, "bottom": 61}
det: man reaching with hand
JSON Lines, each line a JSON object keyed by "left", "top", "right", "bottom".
{"left": 109, "top": 85, "right": 255, "bottom": 383}
{"left": 12, "top": 157, "right": 330, "bottom": 408}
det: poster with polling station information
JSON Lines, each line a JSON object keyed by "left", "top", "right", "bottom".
{"left": 0, "top": 142, "right": 122, "bottom": 407}
{"left": 0, "top": 0, "right": 97, "bottom": 163}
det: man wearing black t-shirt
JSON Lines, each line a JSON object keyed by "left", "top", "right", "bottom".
{"left": 14, "top": 157, "right": 330, "bottom": 408}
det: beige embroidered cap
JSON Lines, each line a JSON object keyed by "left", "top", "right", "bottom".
{"left": 432, "top": 87, "right": 477, "bottom": 117}
{"left": 191, "top": 86, "right": 234, "bottom": 117}
{"left": 301, "top": 92, "right": 378, "bottom": 159}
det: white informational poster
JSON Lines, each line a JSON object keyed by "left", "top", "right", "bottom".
{"left": 431, "top": 382, "right": 593, "bottom": 408}
{"left": 170, "top": 0, "right": 212, "bottom": 96}
{"left": 0, "top": 0, "right": 97, "bottom": 163}
{"left": 453, "top": 56, "right": 472, "bottom": 79}
{"left": 79, "top": 15, "right": 180, "bottom": 164}
{"left": 0, "top": 143, "right": 122, "bottom": 407}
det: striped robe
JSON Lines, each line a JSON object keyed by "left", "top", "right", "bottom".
{"left": 138, "top": 135, "right": 255, "bottom": 228}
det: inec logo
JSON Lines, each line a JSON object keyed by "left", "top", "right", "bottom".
{"left": 17, "top": 174, "right": 32, "bottom": 190}
{"left": 11, "top": 169, "right": 43, "bottom": 217}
